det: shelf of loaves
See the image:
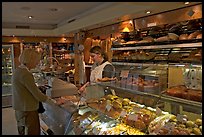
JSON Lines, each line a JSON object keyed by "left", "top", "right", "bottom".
{"left": 111, "top": 41, "right": 201, "bottom": 50}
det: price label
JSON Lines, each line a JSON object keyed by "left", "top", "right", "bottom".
{"left": 156, "top": 107, "right": 162, "bottom": 115}
{"left": 147, "top": 22, "right": 157, "bottom": 27}
{"left": 92, "top": 128, "right": 100, "bottom": 135}
{"left": 120, "top": 110, "right": 127, "bottom": 117}
{"left": 80, "top": 97, "right": 86, "bottom": 102}
{"left": 110, "top": 89, "right": 116, "bottom": 96}
{"left": 176, "top": 114, "right": 187, "bottom": 123}
{"left": 163, "top": 122, "right": 175, "bottom": 131}
{"left": 120, "top": 70, "right": 129, "bottom": 78}
{"left": 133, "top": 106, "right": 141, "bottom": 112}
{"left": 149, "top": 132, "right": 157, "bottom": 135}
{"left": 73, "top": 127, "right": 83, "bottom": 134}
{"left": 127, "top": 114, "right": 138, "bottom": 121}
{"left": 106, "top": 104, "right": 112, "bottom": 111}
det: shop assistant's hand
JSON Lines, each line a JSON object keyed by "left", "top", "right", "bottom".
{"left": 78, "top": 82, "right": 90, "bottom": 94}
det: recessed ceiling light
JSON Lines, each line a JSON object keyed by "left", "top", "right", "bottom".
{"left": 28, "top": 16, "right": 33, "bottom": 19}
{"left": 146, "top": 11, "right": 151, "bottom": 14}
{"left": 184, "top": 2, "right": 190, "bottom": 5}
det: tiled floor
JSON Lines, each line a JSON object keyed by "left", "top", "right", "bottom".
{"left": 2, "top": 107, "right": 18, "bottom": 135}
{"left": 2, "top": 107, "right": 46, "bottom": 135}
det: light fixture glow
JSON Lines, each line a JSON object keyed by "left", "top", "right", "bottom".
{"left": 184, "top": 2, "right": 190, "bottom": 5}
{"left": 28, "top": 16, "right": 33, "bottom": 19}
{"left": 122, "top": 27, "right": 130, "bottom": 32}
{"left": 146, "top": 11, "right": 151, "bottom": 14}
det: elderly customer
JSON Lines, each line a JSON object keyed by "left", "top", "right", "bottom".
{"left": 12, "top": 48, "right": 54, "bottom": 135}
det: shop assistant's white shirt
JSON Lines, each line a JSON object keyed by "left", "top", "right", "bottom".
{"left": 90, "top": 61, "right": 111, "bottom": 83}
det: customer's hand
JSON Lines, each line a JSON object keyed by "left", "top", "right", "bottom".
{"left": 45, "top": 97, "right": 56, "bottom": 106}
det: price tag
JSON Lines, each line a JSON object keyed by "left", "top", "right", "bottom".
{"left": 73, "top": 127, "right": 83, "bottom": 134}
{"left": 163, "top": 122, "right": 175, "bottom": 131}
{"left": 92, "top": 127, "right": 100, "bottom": 135}
{"left": 147, "top": 22, "right": 157, "bottom": 27}
{"left": 127, "top": 114, "right": 138, "bottom": 121}
{"left": 106, "top": 104, "right": 112, "bottom": 111}
{"left": 80, "top": 97, "right": 86, "bottom": 102}
{"left": 120, "top": 70, "right": 129, "bottom": 78}
{"left": 133, "top": 106, "right": 141, "bottom": 112}
{"left": 156, "top": 107, "right": 162, "bottom": 115}
{"left": 120, "top": 110, "right": 127, "bottom": 117}
{"left": 149, "top": 132, "right": 157, "bottom": 135}
{"left": 110, "top": 89, "right": 116, "bottom": 96}
{"left": 176, "top": 114, "right": 187, "bottom": 123}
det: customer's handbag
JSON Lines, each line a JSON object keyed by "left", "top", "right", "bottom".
{"left": 38, "top": 86, "right": 47, "bottom": 113}
{"left": 38, "top": 102, "right": 45, "bottom": 113}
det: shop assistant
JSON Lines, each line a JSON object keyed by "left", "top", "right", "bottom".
{"left": 78, "top": 46, "right": 115, "bottom": 99}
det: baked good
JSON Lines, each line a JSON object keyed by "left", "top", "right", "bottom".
{"left": 168, "top": 52, "right": 182, "bottom": 61}
{"left": 154, "top": 55, "right": 168, "bottom": 60}
{"left": 188, "top": 31, "right": 201, "bottom": 39}
{"left": 97, "top": 77, "right": 116, "bottom": 82}
{"left": 196, "top": 33, "right": 202, "bottom": 39}
{"left": 168, "top": 33, "right": 179, "bottom": 40}
{"left": 179, "top": 34, "right": 188, "bottom": 40}
{"left": 122, "top": 98, "right": 131, "bottom": 106}
{"left": 188, "top": 89, "right": 202, "bottom": 102}
{"left": 166, "top": 85, "right": 185, "bottom": 98}
{"left": 155, "top": 36, "right": 170, "bottom": 42}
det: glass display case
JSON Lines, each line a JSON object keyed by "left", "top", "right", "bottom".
{"left": 2, "top": 44, "right": 15, "bottom": 107}
{"left": 40, "top": 90, "right": 202, "bottom": 135}
{"left": 108, "top": 31, "right": 202, "bottom": 121}
{"left": 2, "top": 44, "right": 15, "bottom": 95}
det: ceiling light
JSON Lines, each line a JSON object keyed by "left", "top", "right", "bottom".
{"left": 146, "top": 11, "right": 151, "bottom": 14}
{"left": 28, "top": 16, "right": 33, "bottom": 19}
{"left": 184, "top": 2, "right": 190, "bottom": 5}
{"left": 122, "top": 27, "right": 130, "bottom": 32}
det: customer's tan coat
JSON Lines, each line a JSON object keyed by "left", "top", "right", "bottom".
{"left": 12, "top": 67, "right": 48, "bottom": 111}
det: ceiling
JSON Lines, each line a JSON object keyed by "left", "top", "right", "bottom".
{"left": 2, "top": 2, "right": 201, "bottom": 37}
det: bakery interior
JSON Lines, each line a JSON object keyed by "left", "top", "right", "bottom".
{"left": 2, "top": 2, "right": 202, "bottom": 135}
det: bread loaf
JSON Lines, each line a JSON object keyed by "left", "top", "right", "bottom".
{"left": 179, "top": 34, "right": 188, "bottom": 40}
{"left": 196, "top": 33, "right": 202, "bottom": 39}
{"left": 188, "top": 31, "right": 201, "bottom": 39}
{"left": 168, "top": 33, "right": 179, "bottom": 40}
{"left": 166, "top": 85, "right": 202, "bottom": 102}
{"left": 155, "top": 36, "right": 170, "bottom": 42}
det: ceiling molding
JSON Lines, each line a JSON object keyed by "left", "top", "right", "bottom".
{"left": 2, "top": 2, "right": 201, "bottom": 37}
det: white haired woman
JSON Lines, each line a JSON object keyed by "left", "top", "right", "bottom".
{"left": 12, "top": 48, "right": 54, "bottom": 135}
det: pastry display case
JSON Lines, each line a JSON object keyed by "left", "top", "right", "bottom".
{"left": 2, "top": 44, "right": 15, "bottom": 96}
{"left": 40, "top": 91, "right": 202, "bottom": 135}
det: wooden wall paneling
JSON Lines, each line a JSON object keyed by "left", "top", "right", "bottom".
{"left": 13, "top": 43, "right": 21, "bottom": 68}
{"left": 83, "top": 38, "right": 92, "bottom": 64}
{"left": 2, "top": 36, "right": 74, "bottom": 43}
{"left": 74, "top": 32, "right": 86, "bottom": 86}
